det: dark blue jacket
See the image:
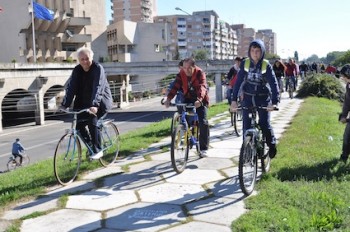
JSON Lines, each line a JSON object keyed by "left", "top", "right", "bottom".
{"left": 62, "top": 61, "right": 113, "bottom": 114}
{"left": 232, "top": 39, "right": 279, "bottom": 105}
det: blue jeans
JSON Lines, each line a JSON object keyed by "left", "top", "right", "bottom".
{"left": 285, "top": 76, "right": 296, "bottom": 91}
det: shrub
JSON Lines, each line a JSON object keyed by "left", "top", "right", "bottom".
{"left": 297, "top": 74, "right": 345, "bottom": 102}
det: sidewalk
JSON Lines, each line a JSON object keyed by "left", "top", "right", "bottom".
{"left": 0, "top": 93, "right": 303, "bottom": 232}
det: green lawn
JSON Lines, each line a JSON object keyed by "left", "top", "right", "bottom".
{"left": 232, "top": 97, "right": 350, "bottom": 231}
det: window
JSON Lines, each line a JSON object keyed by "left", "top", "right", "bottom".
{"left": 154, "top": 44, "right": 160, "bottom": 52}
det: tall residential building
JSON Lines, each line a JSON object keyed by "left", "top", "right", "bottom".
{"left": 113, "top": 0, "right": 157, "bottom": 23}
{"left": 232, "top": 24, "right": 277, "bottom": 58}
{"left": 0, "top": 0, "right": 107, "bottom": 63}
{"left": 155, "top": 10, "right": 237, "bottom": 60}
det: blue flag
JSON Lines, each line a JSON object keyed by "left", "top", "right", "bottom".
{"left": 33, "top": 2, "right": 54, "bottom": 21}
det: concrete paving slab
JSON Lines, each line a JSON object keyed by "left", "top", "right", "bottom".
{"left": 46, "top": 180, "right": 96, "bottom": 197}
{"left": 2, "top": 197, "right": 58, "bottom": 220}
{"left": 138, "top": 182, "right": 208, "bottom": 205}
{"left": 185, "top": 196, "right": 247, "bottom": 226}
{"left": 162, "top": 169, "right": 225, "bottom": 185}
{"left": 82, "top": 165, "right": 124, "bottom": 180}
{"left": 21, "top": 209, "right": 101, "bottom": 232}
{"left": 186, "top": 157, "right": 234, "bottom": 170}
{"left": 103, "top": 168, "right": 166, "bottom": 191}
{"left": 206, "top": 177, "right": 244, "bottom": 200}
{"left": 163, "top": 221, "right": 231, "bottom": 232}
{"left": 105, "top": 202, "right": 186, "bottom": 231}
{"left": 66, "top": 188, "right": 138, "bottom": 211}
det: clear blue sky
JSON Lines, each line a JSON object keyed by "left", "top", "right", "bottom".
{"left": 107, "top": 0, "right": 350, "bottom": 60}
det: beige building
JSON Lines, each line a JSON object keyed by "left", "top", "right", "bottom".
{"left": 0, "top": 0, "right": 107, "bottom": 63}
{"left": 107, "top": 19, "right": 170, "bottom": 62}
{"left": 155, "top": 10, "right": 237, "bottom": 60}
{"left": 113, "top": 0, "right": 157, "bottom": 23}
{"left": 232, "top": 24, "right": 277, "bottom": 58}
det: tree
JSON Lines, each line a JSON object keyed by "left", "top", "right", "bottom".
{"left": 294, "top": 51, "right": 299, "bottom": 62}
{"left": 334, "top": 50, "right": 350, "bottom": 67}
{"left": 192, "top": 49, "right": 209, "bottom": 60}
{"left": 306, "top": 54, "right": 320, "bottom": 63}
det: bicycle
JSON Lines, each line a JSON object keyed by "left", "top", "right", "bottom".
{"left": 286, "top": 76, "right": 295, "bottom": 99}
{"left": 7, "top": 151, "right": 30, "bottom": 171}
{"left": 238, "top": 106, "right": 278, "bottom": 196}
{"left": 54, "top": 108, "right": 120, "bottom": 185}
{"left": 170, "top": 103, "right": 201, "bottom": 173}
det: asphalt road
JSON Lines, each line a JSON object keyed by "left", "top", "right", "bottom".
{"left": 0, "top": 87, "right": 221, "bottom": 172}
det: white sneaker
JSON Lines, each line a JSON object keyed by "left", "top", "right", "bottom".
{"left": 90, "top": 150, "right": 103, "bottom": 160}
{"left": 200, "top": 150, "right": 208, "bottom": 158}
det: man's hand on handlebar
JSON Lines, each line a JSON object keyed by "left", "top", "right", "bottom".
{"left": 267, "top": 103, "right": 278, "bottom": 112}
{"left": 230, "top": 101, "right": 238, "bottom": 112}
{"left": 163, "top": 99, "right": 171, "bottom": 108}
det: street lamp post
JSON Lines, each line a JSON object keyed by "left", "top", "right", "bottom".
{"left": 175, "top": 7, "right": 191, "bottom": 16}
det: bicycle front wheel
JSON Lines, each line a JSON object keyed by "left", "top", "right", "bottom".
{"left": 238, "top": 136, "right": 257, "bottom": 196}
{"left": 99, "top": 121, "right": 120, "bottom": 167}
{"left": 171, "top": 124, "right": 189, "bottom": 173}
{"left": 171, "top": 112, "right": 180, "bottom": 133}
{"left": 54, "top": 133, "right": 82, "bottom": 185}
{"left": 21, "top": 154, "right": 30, "bottom": 166}
{"left": 261, "top": 138, "right": 271, "bottom": 173}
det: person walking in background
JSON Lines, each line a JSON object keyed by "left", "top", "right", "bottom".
{"left": 230, "top": 39, "right": 279, "bottom": 158}
{"left": 273, "top": 59, "right": 286, "bottom": 94}
{"left": 163, "top": 58, "right": 210, "bottom": 157}
{"left": 60, "top": 47, "right": 113, "bottom": 160}
{"left": 338, "top": 64, "right": 350, "bottom": 163}
{"left": 12, "top": 138, "right": 25, "bottom": 165}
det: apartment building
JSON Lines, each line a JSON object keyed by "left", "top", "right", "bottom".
{"left": 232, "top": 24, "right": 277, "bottom": 58}
{"left": 113, "top": 0, "right": 157, "bottom": 23}
{"left": 0, "top": 0, "right": 107, "bottom": 63}
{"left": 155, "top": 10, "right": 237, "bottom": 60}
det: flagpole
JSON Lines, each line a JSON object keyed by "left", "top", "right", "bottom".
{"left": 31, "top": 0, "right": 37, "bottom": 62}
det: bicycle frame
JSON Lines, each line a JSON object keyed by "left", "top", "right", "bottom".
{"left": 61, "top": 109, "right": 113, "bottom": 160}
{"left": 179, "top": 104, "right": 199, "bottom": 148}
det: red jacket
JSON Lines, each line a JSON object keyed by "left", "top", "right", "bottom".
{"left": 285, "top": 63, "right": 298, "bottom": 76}
{"left": 167, "top": 66, "right": 209, "bottom": 105}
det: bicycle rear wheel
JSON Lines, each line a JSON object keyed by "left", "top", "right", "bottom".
{"left": 288, "top": 82, "right": 294, "bottom": 99}
{"left": 54, "top": 133, "right": 82, "bottom": 185}
{"left": 171, "top": 124, "right": 189, "bottom": 173}
{"left": 233, "top": 111, "right": 242, "bottom": 136}
{"left": 99, "top": 121, "right": 120, "bottom": 167}
{"left": 7, "top": 159, "right": 17, "bottom": 172}
{"left": 238, "top": 136, "right": 257, "bottom": 196}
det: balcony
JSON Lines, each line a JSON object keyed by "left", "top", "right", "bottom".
{"left": 62, "top": 34, "right": 92, "bottom": 43}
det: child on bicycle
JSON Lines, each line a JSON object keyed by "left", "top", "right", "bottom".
{"left": 12, "top": 138, "right": 25, "bottom": 165}
{"left": 338, "top": 64, "right": 350, "bottom": 163}
{"left": 226, "top": 57, "right": 243, "bottom": 105}
{"left": 230, "top": 39, "right": 279, "bottom": 158}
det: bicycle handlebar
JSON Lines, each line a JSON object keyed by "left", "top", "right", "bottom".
{"left": 59, "top": 108, "right": 97, "bottom": 117}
